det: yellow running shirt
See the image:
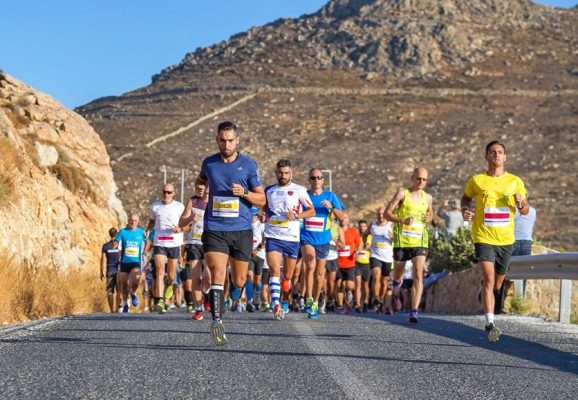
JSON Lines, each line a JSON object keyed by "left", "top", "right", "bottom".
{"left": 464, "top": 172, "right": 527, "bottom": 246}
{"left": 356, "top": 234, "right": 372, "bottom": 264}
{"left": 393, "top": 189, "right": 429, "bottom": 248}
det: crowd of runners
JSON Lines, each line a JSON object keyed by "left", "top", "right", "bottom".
{"left": 101, "top": 121, "right": 530, "bottom": 346}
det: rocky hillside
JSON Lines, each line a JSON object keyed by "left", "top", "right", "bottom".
{"left": 78, "top": 0, "right": 578, "bottom": 249}
{"left": 0, "top": 73, "right": 125, "bottom": 270}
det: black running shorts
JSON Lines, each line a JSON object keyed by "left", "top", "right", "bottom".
{"left": 393, "top": 247, "right": 428, "bottom": 262}
{"left": 474, "top": 243, "right": 513, "bottom": 276}
{"left": 202, "top": 230, "right": 253, "bottom": 262}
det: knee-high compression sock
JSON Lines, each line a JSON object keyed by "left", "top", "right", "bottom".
{"left": 210, "top": 285, "right": 224, "bottom": 321}
{"left": 270, "top": 277, "right": 281, "bottom": 305}
{"left": 246, "top": 281, "right": 254, "bottom": 302}
{"left": 184, "top": 290, "right": 193, "bottom": 306}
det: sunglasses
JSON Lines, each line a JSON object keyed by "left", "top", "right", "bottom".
{"left": 163, "top": 190, "right": 174, "bottom": 194}
{"left": 309, "top": 176, "right": 323, "bottom": 180}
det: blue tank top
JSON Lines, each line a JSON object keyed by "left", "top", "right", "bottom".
{"left": 300, "top": 190, "right": 344, "bottom": 246}
{"left": 102, "top": 241, "right": 120, "bottom": 274}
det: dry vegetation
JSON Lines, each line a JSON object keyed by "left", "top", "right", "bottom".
{"left": 0, "top": 257, "right": 107, "bottom": 324}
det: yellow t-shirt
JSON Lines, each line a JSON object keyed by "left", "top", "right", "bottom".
{"left": 356, "top": 234, "right": 372, "bottom": 264}
{"left": 464, "top": 172, "right": 527, "bottom": 246}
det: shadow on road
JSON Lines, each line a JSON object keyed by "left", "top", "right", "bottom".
{"left": 371, "top": 314, "right": 578, "bottom": 376}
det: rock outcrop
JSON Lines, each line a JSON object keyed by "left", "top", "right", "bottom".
{"left": 0, "top": 72, "right": 124, "bottom": 270}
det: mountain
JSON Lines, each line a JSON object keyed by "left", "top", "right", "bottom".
{"left": 0, "top": 72, "right": 124, "bottom": 269}
{"left": 77, "top": 0, "right": 578, "bottom": 249}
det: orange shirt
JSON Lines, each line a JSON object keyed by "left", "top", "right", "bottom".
{"left": 338, "top": 227, "right": 360, "bottom": 269}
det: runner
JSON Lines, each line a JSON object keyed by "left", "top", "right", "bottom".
{"left": 300, "top": 168, "right": 345, "bottom": 319}
{"left": 385, "top": 167, "right": 433, "bottom": 323}
{"left": 100, "top": 227, "right": 121, "bottom": 313}
{"left": 114, "top": 214, "right": 147, "bottom": 313}
{"left": 196, "top": 121, "right": 265, "bottom": 346}
{"left": 462, "top": 140, "right": 529, "bottom": 343}
{"left": 248, "top": 207, "right": 266, "bottom": 312}
{"left": 368, "top": 207, "right": 394, "bottom": 314}
{"left": 354, "top": 219, "right": 371, "bottom": 313}
{"left": 323, "top": 217, "right": 340, "bottom": 313}
{"left": 335, "top": 213, "right": 361, "bottom": 314}
{"left": 264, "top": 159, "right": 314, "bottom": 320}
{"left": 146, "top": 183, "right": 185, "bottom": 314}
{"left": 179, "top": 183, "right": 209, "bottom": 320}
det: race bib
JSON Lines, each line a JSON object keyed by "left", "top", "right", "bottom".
{"left": 305, "top": 217, "right": 325, "bottom": 232}
{"left": 213, "top": 196, "right": 240, "bottom": 218}
{"left": 269, "top": 217, "right": 290, "bottom": 230}
{"left": 125, "top": 246, "right": 139, "bottom": 257}
{"left": 358, "top": 250, "right": 366, "bottom": 258}
{"left": 192, "top": 233, "right": 202, "bottom": 240}
{"left": 402, "top": 221, "right": 423, "bottom": 238}
{"left": 158, "top": 235, "right": 174, "bottom": 241}
{"left": 338, "top": 246, "right": 351, "bottom": 257}
{"left": 484, "top": 207, "right": 510, "bottom": 226}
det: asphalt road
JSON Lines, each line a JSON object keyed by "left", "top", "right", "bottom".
{"left": 0, "top": 309, "right": 576, "bottom": 399}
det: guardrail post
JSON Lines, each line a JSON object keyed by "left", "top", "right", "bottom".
{"left": 559, "top": 279, "right": 572, "bottom": 324}
{"left": 513, "top": 279, "right": 524, "bottom": 299}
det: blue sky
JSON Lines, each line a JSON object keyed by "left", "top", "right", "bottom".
{"left": 1, "top": 0, "right": 575, "bottom": 109}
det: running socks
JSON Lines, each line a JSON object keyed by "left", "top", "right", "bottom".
{"left": 270, "top": 277, "right": 281, "bottom": 305}
{"left": 485, "top": 313, "right": 495, "bottom": 325}
{"left": 184, "top": 290, "right": 193, "bottom": 306}
{"left": 246, "top": 281, "right": 254, "bottom": 302}
{"left": 210, "top": 285, "right": 224, "bottom": 321}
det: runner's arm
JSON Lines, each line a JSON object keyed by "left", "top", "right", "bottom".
{"left": 100, "top": 251, "right": 106, "bottom": 280}
{"left": 424, "top": 194, "right": 434, "bottom": 223}
{"left": 460, "top": 194, "right": 475, "bottom": 221}
{"left": 179, "top": 198, "right": 195, "bottom": 228}
{"left": 330, "top": 207, "right": 345, "bottom": 222}
{"left": 234, "top": 184, "right": 266, "bottom": 207}
{"left": 385, "top": 188, "right": 406, "bottom": 224}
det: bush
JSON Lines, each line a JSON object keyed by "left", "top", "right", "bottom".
{"left": 428, "top": 226, "right": 475, "bottom": 273}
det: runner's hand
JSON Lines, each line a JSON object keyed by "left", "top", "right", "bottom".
{"left": 231, "top": 183, "right": 245, "bottom": 196}
{"left": 462, "top": 207, "right": 475, "bottom": 221}
{"left": 513, "top": 194, "right": 524, "bottom": 209}
{"left": 321, "top": 200, "right": 332, "bottom": 209}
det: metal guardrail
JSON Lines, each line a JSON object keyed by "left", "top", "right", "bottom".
{"left": 506, "top": 253, "right": 578, "bottom": 324}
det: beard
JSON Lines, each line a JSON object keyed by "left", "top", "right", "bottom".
{"left": 278, "top": 178, "right": 290, "bottom": 186}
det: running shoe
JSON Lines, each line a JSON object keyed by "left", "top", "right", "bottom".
{"left": 156, "top": 300, "right": 166, "bottom": 314}
{"left": 261, "top": 302, "right": 270, "bottom": 312}
{"left": 273, "top": 303, "right": 284, "bottom": 320}
{"left": 320, "top": 302, "right": 326, "bottom": 314}
{"left": 117, "top": 307, "right": 123, "bottom": 314}
{"left": 304, "top": 297, "right": 313, "bottom": 313}
{"left": 308, "top": 302, "right": 319, "bottom": 319}
{"left": 354, "top": 305, "right": 362, "bottom": 313}
{"left": 384, "top": 307, "right": 394, "bottom": 315}
{"left": 337, "top": 306, "right": 345, "bottom": 315}
{"left": 210, "top": 320, "right": 228, "bottom": 346}
{"left": 204, "top": 301, "right": 211, "bottom": 311}
{"left": 281, "top": 300, "right": 290, "bottom": 314}
{"left": 164, "top": 285, "right": 173, "bottom": 302}
{"left": 409, "top": 311, "right": 419, "bottom": 323}
{"left": 246, "top": 303, "right": 255, "bottom": 313}
{"left": 168, "top": 303, "right": 176, "bottom": 310}
{"left": 192, "top": 310, "right": 204, "bottom": 321}
{"left": 485, "top": 323, "right": 501, "bottom": 343}
{"left": 362, "top": 303, "right": 368, "bottom": 313}
{"left": 376, "top": 303, "right": 384, "bottom": 314}
{"left": 130, "top": 292, "right": 139, "bottom": 307}
{"left": 122, "top": 303, "right": 129, "bottom": 313}
{"left": 235, "top": 303, "right": 244, "bottom": 313}
{"left": 225, "top": 298, "right": 233, "bottom": 310}
{"left": 187, "top": 304, "right": 194, "bottom": 313}
{"left": 299, "top": 297, "right": 305, "bottom": 311}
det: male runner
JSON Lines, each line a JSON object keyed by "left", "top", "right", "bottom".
{"left": 369, "top": 207, "right": 394, "bottom": 314}
{"left": 336, "top": 213, "right": 361, "bottom": 314}
{"left": 300, "top": 168, "right": 345, "bottom": 319}
{"left": 385, "top": 167, "right": 433, "bottom": 323}
{"left": 264, "top": 159, "right": 314, "bottom": 320}
{"left": 146, "top": 183, "right": 185, "bottom": 313}
{"left": 462, "top": 140, "right": 529, "bottom": 343}
{"left": 179, "top": 183, "right": 209, "bottom": 319}
{"left": 248, "top": 207, "right": 266, "bottom": 312}
{"left": 100, "top": 227, "right": 121, "bottom": 313}
{"left": 115, "top": 214, "right": 147, "bottom": 313}
{"left": 354, "top": 219, "right": 371, "bottom": 313}
{"left": 196, "top": 121, "right": 265, "bottom": 346}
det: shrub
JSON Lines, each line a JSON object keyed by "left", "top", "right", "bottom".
{"left": 428, "top": 226, "right": 475, "bottom": 273}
